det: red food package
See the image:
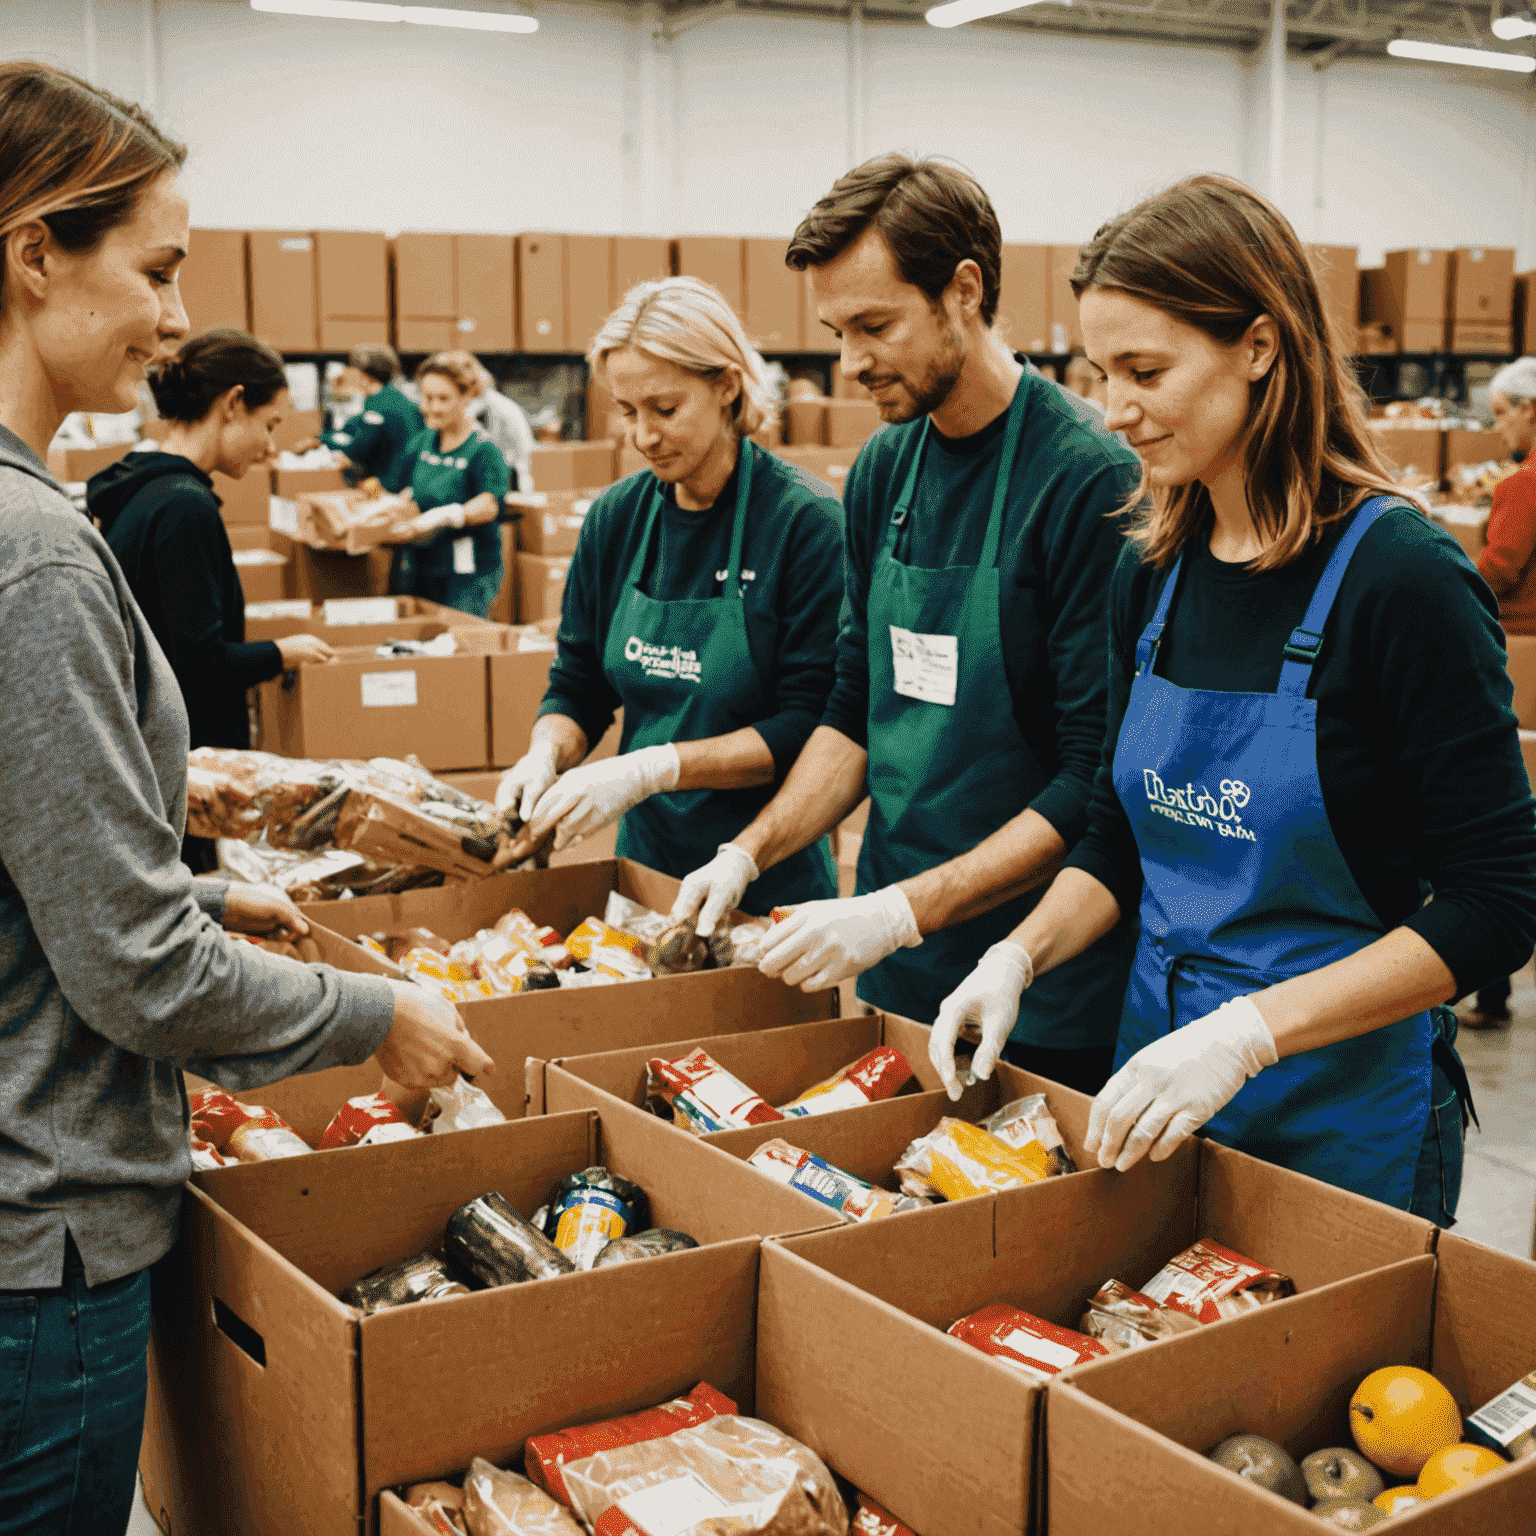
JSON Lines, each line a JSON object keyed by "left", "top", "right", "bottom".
{"left": 1138, "top": 1239, "right": 1294, "bottom": 1325}
{"left": 525, "top": 1382, "right": 737, "bottom": 1506}
{"left": 645, "top": 1048, "right": 783, "bottom": 1134}
{"left": 188, "top": 1088, "right": 250, "bottom": 1150}
{"left": 855, "top": 1493, "right": 919, "bottom": 1535}
{"left": 317, "top": 1092, "right": 416, "bottom": 1151}
{"left": 946, "top": 1303, "right": 1109, "bottom": 1382}
{"left": 778, "top": 1047, "right": 914, "bottom": 1117}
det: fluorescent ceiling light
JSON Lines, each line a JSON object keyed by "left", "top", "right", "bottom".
{"left": 250, "top": 0, "right": 538, "bottom": 31}
{"left": 926, "top": 0, "right": 1051, "bottom": 30}
{"left": 1492, "top": 12, "right": 1536, "bottom": 40}
{"left": 1386, "top": 38, "right": 1534, "bottom": 72}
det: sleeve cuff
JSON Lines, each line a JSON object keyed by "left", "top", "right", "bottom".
{"left": 818, "top": 698, "right": 868, "bottom": 749}
{"left": 1027, "top": 780, "right": 1092, "bottom": 850}
{"left": 190, "top": 878, "right": 228, "bottom": 924}
{"left": 750, "top": 712, "right": 817, "bottom": 779}
{"left": 327, "top": 973, "right": 398, "bottom": 1065}
{"left": 1403, "top": 904, "right": 1508, "bottom": 999}
{"left": 1062, "top": 846, "right": 1143, "bottom": 916}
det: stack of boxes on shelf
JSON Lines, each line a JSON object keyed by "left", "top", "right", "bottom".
{"left": 1359, "top": 247, "right": 1524, "bottom": 354}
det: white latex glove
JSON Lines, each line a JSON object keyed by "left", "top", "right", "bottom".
{"left": 1085, "top": 996, "right": 1278, "bottom": 1173}
{"left": 526, "top": 743, "right": 680, "bottom": 851}
{"left": 756, "top": 887, "right": 921, "bottom": 993}
{"left": 670, "top": 843, "right": 760, "bottom": 938}
{"left": 494, "top": 739, "right": 559, "bottom": 824}
{"left": 413, "top": 501, "right": 465, "bottom": 532}
{"left": 928, "top": 941, "right": 1034, "bottom": 1102}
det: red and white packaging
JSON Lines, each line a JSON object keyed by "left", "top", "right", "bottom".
{"left": 317, "top": 1092, "right": 418, "bottom": 1151}
{"left": 1079, "top": 1278, "right": 1201, "bottom": 1352}
{"left": 778, "top": 1047, "right": 914, "bottom": 1118}
{"left": 854, "top": 1492, "right": 919, "bottom": 1535}
{"left": 1137, "top": 1238, "right": 1294, "bottom": 1325}
{"left": 225, "top": 1110, "right": 311, "bottom": 1163}
{"left": 645, "top": 1048, "right": 784, "bottom": 1134}
{"left": 946, "top": 1302, "right": 1109, "bottom": 1382}
{"left": 188, "top": 1087, "right": 250, "bottom": 1150}
{"left": 189, "top": 1136, "right": 232, "bottom": 1172}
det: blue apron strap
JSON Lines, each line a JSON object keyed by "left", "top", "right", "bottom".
{"left": 1276, "top": 496, "right": 1399, "bottom": 698}
{"left": 724, "top": 438, "right": 754, "bottom": 598}
{"left": 1135, "top": 555, "right": 1184, "bottom": 677}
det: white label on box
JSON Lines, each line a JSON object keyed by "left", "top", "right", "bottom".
{"left": 452, "top": 536, "right": 476, "bottom": 574}
{"left": 890, "top": 625, "right": 958, "bottom": 707}
{"left": 280, "top": 236, "right": 313, "bottom": 252}
{"left": 245, "top": 599, "right": 312, "bottom": 619}
{"left": 541, "top": 513, "right": 558, "bottom": 536}
{"left": 458, "top": 317, "right": 476, "bottom": 333}
{"left": 1000, "top": 1327, "right": 1084, "bottom": 1373}
{"left": 324, "top": 597, "right": 398, "bottom": 626}
{"left": 616, "top": 1474, "right": 735, "bottom": 1536}
{"left": 269, "top": 495, "right": 299, "bottom": 534}
{"left": 231, "top": 549, "right": 286, "bottom": 566}
{"left": 360, "top": 671, "right": 417, "bottom": 708}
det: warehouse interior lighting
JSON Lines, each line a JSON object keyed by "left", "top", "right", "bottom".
{"left": 1386, "top": 38, "right": 1535, "bottom": 71}
{"left": 1491, "top": 11, "right": 1536, "bottom": 40}
{"left": 250, "top": 0, "right": 538, "bottom": 31}
{"left": 925, "top": 0, "right": 1053, "bottom": 30}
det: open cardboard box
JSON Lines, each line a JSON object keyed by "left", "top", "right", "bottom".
{"left": 245, "top": 595, "right": 493, "bottom": 647}
{"left": 1046, "top": 1234, "right": 1536, "bottom": 1534}
{"left": 140, "top": 1107, "right": 835, "bottom": 1536}
{"left": 757, "top": 1140, "right": 1438, "bottom": 1536}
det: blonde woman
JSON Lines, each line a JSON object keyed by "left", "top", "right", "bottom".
{"left": 495, "top": 276, "right": 844, "bottom": 910}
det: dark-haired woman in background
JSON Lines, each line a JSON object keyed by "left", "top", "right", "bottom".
{"left": 87, "top": 328, "right": 335, "bottom": 870}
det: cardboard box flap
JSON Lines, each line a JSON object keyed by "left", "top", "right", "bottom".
{"left": 1431, "top": 1231, "right": 1536, "bottom": 1409}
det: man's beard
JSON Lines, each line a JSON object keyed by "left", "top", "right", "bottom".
{"left": 865, "top": 321, "right": 965, "bottom": 425}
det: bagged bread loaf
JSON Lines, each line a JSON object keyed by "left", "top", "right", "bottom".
{"left": 423, "top": 1076, "right": 507, "bottom": 1134}
{"left": 463, "top": 1458, "right": 583, "bottom": 1536}
{"left": 778, "top": 1048, "right": 913, "bottom": 1118}
{"left": 317, "top": 1092, "right": 418, "bottom": 1151}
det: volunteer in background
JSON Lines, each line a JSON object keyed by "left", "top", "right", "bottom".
{"left": 671, "top": 156, "right": 1140, "bottom": 1090}
{"left": 380, "top": 349, "right": 510, "bottom": 616}
{"left": 1461, "top": 354, "right": 1536, "bottom": 1029}
{"left": 310, "top": 343, "right": 423, "bottom": 486}
{"left": 933, "top": 174, "right": 1536, "bottom": 1221}
{"left": 1064, "top": 353, "right": 1108, "bottom": 409}
{"left": 87, "top": 329, "right": 335, "bottom": 872}
{"left": 495, "top": 276, "right": 844, "bottom": 911}
{"left": 470, "top": 358, "right": 536, "bottom": 490}
{"left": 0, "top": 62, "right": 491, "bottom": 1533}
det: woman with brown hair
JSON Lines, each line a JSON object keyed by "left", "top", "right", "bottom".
{"left": 930, "top": 174, "right": 1536, "bottom": 1222}
{"left": 0, "top": 63, "right": 489, "bottom": 1529}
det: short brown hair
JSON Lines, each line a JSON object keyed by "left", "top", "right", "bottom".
{"left": 0, "top": 61, "right": 185, "bottom": 314}
{"left": 147, "top": 329, "right": 287, "bottom": 422}
{"left": 349, "top": 344, "right": 401, "bottom": 386}
{"left": 1073, "top": 174, "right": 1402, "bottom": 571}
{"left": 787, "top": 154, "right": 1001, "bottom": 327}
{"left": 415, "top": 350, "right": 479, "bottom": 394}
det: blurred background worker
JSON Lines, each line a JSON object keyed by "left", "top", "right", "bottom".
{"left": 310, "top": 343, "right": 422, "bottom": 486}
{"left": 1463, "top": 355, "right": 1536, "bottom": 1029}
{"left": 494, "top": 276, "right": 845, "bottom": 911}
{"left": 1064, "top": 353, "right": 1109, "bottom": 409}
{"left": 469, "top": 358, "right": 536, "bottom": 491}
{"left": 380, "top": 349, "right": 510, "bottom": 616}
{"left": 87, "top": 329, "right": 334, "bottom": 871}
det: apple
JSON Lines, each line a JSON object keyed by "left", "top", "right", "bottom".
{"left": 1207, "top": 1434, "right": 1309, "bottom": 1505}
{"left": 1312, "top": 1499, "right": 1387, "bottom": 1529}
{"left": 1302, "top": 1448, "right": 1385, "bottom": 1506}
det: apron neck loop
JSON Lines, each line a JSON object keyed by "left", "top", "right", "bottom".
{"left": 628, "top": 436, "right": 754, "bottom": 597}
{"left": 1136, "top": 555, "right": 1185, "bottom": 676}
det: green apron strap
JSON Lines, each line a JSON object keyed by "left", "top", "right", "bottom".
{"left": 623, "top": 480, "right": 667, "bottom": 591}
{"left": 980, "top": 371, "right": 1031, "bottom": 571}
{"left": 725, "top": 438, "right": 754, "bottom": 597}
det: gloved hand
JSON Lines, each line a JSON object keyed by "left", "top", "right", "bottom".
{"left": 526, "top": 744, "right": 680, "bottom": 851}
{"left": 756, "top": 887, "right": 921, "bottom": 993}
{"left": 495, "top": 739, "right": 560, "bottom": 825}
{"left": 413, "top": 501, "right": 466, "bottom": 532}
{"left": 1085, "top": 996, "right": 1278, "bottom": 1173}
{"left": 670, "top": 843, "right": 760, "bottom": 937}
{"left": 928, "top": 941, "right": 1034, "bottom": 1102}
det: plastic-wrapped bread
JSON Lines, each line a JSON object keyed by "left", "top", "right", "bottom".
{"left": 946, "top": 1303, "right": 1109, "bottom": 1382}
{"left": 462, "top": 1458, "right": 583, "bottom": 1536}
{"left": 1136, "top": 1239, "right": 1294, "bottom": 1324}
{"left": 603, "top": 892, "right": 671, "bottom": 948}
{"left": 422, "top": 1076, "right": 507, "bottom": 1135}
{"left": 778, "top": 1048, "right": 914, "bottom": 1118}
{"left": 1079, "top": 1279, "right": 1201, "bottom": 1352}
{"left": 445, "top": 1192, "right": 575, "bottom": 1288}
{"left": 645, "top": 1048, "right": 783, "bottom": 1134}
{"left": 979, "top": 1094, "right": 1076, "bottom": 1176}
{"left": 646, "top": 917, "right": 712, "bottom": 976}
{"left": 893, "top": 1119, "right": 1052, "bottom": 1202}
{"left": 226, "top": 1110, "right": 311, "bottom": 1163}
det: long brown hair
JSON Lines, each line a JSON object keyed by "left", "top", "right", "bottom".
{"left": 1072, "top": 174, "right": 1402, "bottom": 570}
{"left": 0, "top": 61, "right": 185, "bottom": 312}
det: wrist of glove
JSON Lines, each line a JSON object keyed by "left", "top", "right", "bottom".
{"left": 527, "top": 743, "right": 680, "bottom": 849}
{"left": 415, "top": 502, "right": 466, "bottom": 532}
{"left": 1086, "top": 995, "right": 1277, "bottom": 1173}
{"left": 928, "top": 940, "right": 1033, "bottom": 1101}
{"left": 755, "top": 885, "right": 922, "bottom": 993}
{"left": 496, "top": 739, "right": 560, "bottom": 823}
{"left": 670, "top": 842, "right": 760, "bottom": 938}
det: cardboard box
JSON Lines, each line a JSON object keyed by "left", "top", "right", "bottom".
{"left": 1047, "top": 1235, "right": 1536, "bottom": 1535}
{"left": 392, "top": 232, "right": 516, "bottom": 354}
{"left": 798, "top": 269, "right": 839, "bottom": 354}
{"left": 998, "top": 242, "right": 1053, "bottom": 353}
{"left": 1449, "top": 246, "right": 1516, "bottom": 325}
{"left": 612, "top": 235, "right": 673, "bottom": 299}
{"left": 1448, "top": 321, "right": 1513, "bottom": 355}
{"left": 1305, "top": 243, "right": 1359, "bottom": 344}
{"left": 1049, "top": 244, "right": 1085, "bottom": 350}
{"left": 272, "top": 408, "right": 323, "bottom": 454}
{"left": 506, "top": 489, "right": 595, "bottom": 556}
{"left": 515, "top": 551, "right": 570, "bottom": 623}
{"left": 1378, "top": 248, "right": 1450, "bottom": 352}
{"left": 785, "top": 398, "right": 826, "bottom": 446}
{"left": 244, "top": 595, "right": 492, "bottom": 647}
{"left": 566, "top": 233, "right": 612, "bottom": 356}
{"left": 316, "top": 230, "right": 389, "bottom": 351}
{"left": 455, "top": 232, "right": 515, "bottom": 351}
{"left": 675, "top": 235, "right": 744, "bottom": 313}
{"left": 743, "top": 236, "right": 799, "bottom": 351}
{"left": 1369, "top": 425, "right": 1444, "bottom": 484}
{"left": 273, "top": 465, "right": 347, "bottom": 498}
{"left": 1445, "top": 427, "right": 1508, "bottom": 473}
{"left": 486, "top": 623, "right": 559, "bottom": 764}
{"left": 1516, "top": 272, "right": 1533, "bottom": 356}
{"left": 248, "top": 230, "right": 319, "bottom": 352}
{"left": 1432, "top": 507, "right": 1488, "bottom": 563}
{"left": 227, "top": 525, "right": 294, "bottom": 604}
{"left": 528, "top": 441, "right": 616, "bottom": 493}
{"left": 517, "top": 233, "right": 567, "bottom": 352}
{"left": 211, "top": 464, "right": 270, "bottom": 524}
{"left": 825, "top": 398, "right": 883, "bottom": 449}
{"left": 1507, "top": 634, "right": 1536, "bottom": 727}
{"left": 179, "top": 228, "right": 249, "bottom": 333}
{"left": 773, "top": 444, "right": 853, "bottom": 497}
{"left": 47, "top": 441, "right": 132, "bottom": 484}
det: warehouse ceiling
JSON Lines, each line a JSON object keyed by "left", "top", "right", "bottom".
{"left": 653, "top": 0, "right": 1536, "bottom": 61}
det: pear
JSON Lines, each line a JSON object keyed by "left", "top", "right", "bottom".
{"left": 1207, "top": 1434, "right": 1309, "bottom": 1505}
{"left": 1312, "top": 1498, "right": 1387, "bottom": 1529}
{"left": 1302, "top": 1448, "right": 1385, "bottom": 1506}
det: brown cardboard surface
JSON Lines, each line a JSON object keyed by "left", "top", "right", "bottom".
{"left": 1448, "top": 321, "right": 1513, "bottom": 355}
{"left": 1445, "top": 427, "right": 1508, "bottom": 470}
{"left": 744, "top": 237, "right": 799, "bottom": 351}
{"left": 484, "top": 631, "right": 619, "bottom": 767}
{"left": 516, "top": 550, "right": 571, "bottom": 622}
{"left": 47, "top": 441, "right": 132, "bottom": 483}
{"left": 528, "top": 441, "right": 616, "bottom": 492}
{"left": 248, "top": 230, "right": 318, "bottom": 351}
{"left": 1398, "top": 317, "right": 1447, "bottom": 352}
{"left": 566, "top": 234, "right": 612, "bottom": 356}
{"left": 612, "top": 235, "right": 673, "bottom": 300}
{"left": 212, "top": 464, "right": 269, "bottom": 523}
{"left": 227, "top": 525, "right": 294, "bottom": 603}
{"left": 1432, "top": 512, "right": 1487, "bottom": 563}
{"left": 395, "top": 316, "right": 457, "bottom": 352}
{"left": 675, "top": 235, "right": 744, "bottom": 313}
{"left": 1383, "top": 247, "right": 1451, "bottom": 326}
{"left": 508, "top": 488, "right": 594, "bottom": 555}
{"left": 317, "top": 230, "right": 388, "bottom": 323}
{"left": 1306, "top": 243, "right": 1359, "bottom": 344}
{"left": 320, "top": 318, "right": 392, "bottom": 351}
{"left": 392, "top": 231, "right": 454, "bottom": 319}
{"left": 1516, "top": 272, "right": 1533, "bottom": 355}
{"left": 273, "top": 465, "right": 347, "bottom": 498}
{"left": 785, "top": 398, "right": 826, "bottom": 446}
{"left": 1049, "top": 244, "right": 1085, "bottom": 349}
{"left": 773, "top": 444, "right": 854, "bottom": 496}
{"left": 1449, "top": 246, "right": 1516, "bottom": 324}
{"left": 455, "top": 233, "right": 516, "bottom": 352}
{"left": 244, "top": 596, "right": 489, "bottom": 646}
{"left": 517, "top": 233, "right": 566, "bottom": 351}
{"left": 797, "top": 269, "right": 837, "bottom": 353}
{"left": 998, "top": 243, "right": 1053, "bottom": 353}
{"left": 180, "top": 227, "right": 249, "bottom": 332}
{"left": 1371, "top": 425, "right": 1444, "bottom": 481}
{"left": 1507, "top": 635, "right": 1536, "bottom": 727}
{"left": 825, "top": 398, "right": 883, "bottom": 448}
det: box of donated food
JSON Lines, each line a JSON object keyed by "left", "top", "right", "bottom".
{"left": 244, "top": 594, "right": 494, "bottom": 647}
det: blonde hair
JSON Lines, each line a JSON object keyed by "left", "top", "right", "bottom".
{"left": 589, "top": 276, "right": 778, "bottom": 437}
{"left": 415, "top": 349, "right": 480, "bottom": 395}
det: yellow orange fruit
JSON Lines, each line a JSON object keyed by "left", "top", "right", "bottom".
{"left": 1373, "top": 1488, "right": 1424, "bottom": 1515}
{"left": 1349, "top": 1367, "right": 1462, "bottom": 1476}
{"left": 1416, "top": 1443, "right": 1507, "bottom": 1497}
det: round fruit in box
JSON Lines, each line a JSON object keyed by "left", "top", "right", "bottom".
{"left": 1349, "top": 1366, "right": 1461, "bottom": 1476}
{"left": 1416, "top": 1442, "right": 1506, "bottom": 1498}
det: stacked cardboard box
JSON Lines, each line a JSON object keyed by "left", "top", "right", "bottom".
{"left": 1448, "top": 247, "right": 1516, "bottom": 354}
{"left": 393, "top": 232, "right": 515, "bottom": 353}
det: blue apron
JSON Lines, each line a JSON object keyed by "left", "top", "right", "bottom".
{"left": 855, "top": 377, "right": 1137, "bottom": 1035}
{"left": 1113, "top": 498, "right": 1444, "bottom": 1208}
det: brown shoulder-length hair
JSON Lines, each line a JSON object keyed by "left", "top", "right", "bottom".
{"left": 1072, "top": 174, "right": 1402, "bottom": 570}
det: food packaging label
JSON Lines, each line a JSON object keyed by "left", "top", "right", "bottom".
{"left": 612, "top": 1472, "right": 741, "bottom": 1535}
{"left": 648, "top": 1049, "right": 782, "bottom": 1134}
{"left": 227, "top": 1119, "right": 311, "bottom": 1163}
{"left": 1138, "top": 1238, "right": 1292, "bottom": 1324}
{"left": 1467, "top": 1370, "right": 1536, "bottom": 1459}
{"left": 946, "top": 1303, "right": 1109, "bottom": 1382}
{"left": 889, "top": 624, "right": 958, "bottom": 707}
{"left": 360, "top": 670, "right": 417, "bottom": 708}
{"left": 748, "top": 1139, "right": 920, "bottom": 1223}
{"left": 553, "top": 1189, "right": 633, "bottom": 1270}
{"left": 854, "top": 1493, "right": 917, "bottom": 1536}
{"left": 894, "top": 1118, "right": 1051, "bottom": 1201}
{"left": 779, "top": 1047, "right": 914, "bottom": 1117}
{"left": 357, "top": 1122, "right": 418, "bottom": 1148}
{"left": 452, "top": 536, "right": 475, "bottom": 574}
{"left": 317, "top": 1091, "right": 412, "bottom": 1151}
{"left": 323, "top": 596, "right": 398, "bottom": 625}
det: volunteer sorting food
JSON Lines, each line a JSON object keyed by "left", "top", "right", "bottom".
{"left": 495, "top": 276, "right": 845, "bottom": 912}
{"left": 310, "top": 342, "right": 424, "bottom": 485}
{"left": 931, "top": 174, "right": 1536, "bottom": 1221}
{"left": 0, "top": 62, "right": 492, "bottom": 1530}
{"left": 672, "top": 156, "right": 1140, "bottom": 1092}
{"left": 87, "top": 329, "right": 334, "bottom": 872}
{"left": 380, "top": 348, "right": 510, "bottom": 616}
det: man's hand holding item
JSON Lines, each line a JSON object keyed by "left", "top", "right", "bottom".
{"left": 755, "top": 887, "right": 921, "bottom": 993}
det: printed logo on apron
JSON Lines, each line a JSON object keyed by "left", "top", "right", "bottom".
{"left": 623, "top": 636, "right": 702, "bottom": 683}
{"left": 1141, "top": 771, "right": 1256, "bottom": 841}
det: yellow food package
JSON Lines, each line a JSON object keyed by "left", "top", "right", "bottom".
{"left": 894, "top": 1118, "right": 1053, "bottom": 1201}
{"left": 564, "top": 917, "right": 648, "bottom": 964}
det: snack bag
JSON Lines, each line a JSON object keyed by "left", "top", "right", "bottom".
{"left": 423, "top": 1076, "right": 507, "bottom": 1134}
{"left": 214, "top": 1103, "right": 311, "bottom": 1163}
{"left": 544, "top": 1168, "right": 649, "bottom": 1271}
{"left": 1079, "top": 1278, "right": 1201, "bottom": 1352}
{"left": 646, "top": 1049, "right": 783, "bottom": 1134}
{"left": 357, "top": 934, "right": 390, "bottom": 959}
{"left": 188, "top": 1087, "right": 250, "bottom": 1149}
{"left": 189, "top": 1137, "right": 232, "bottom": 1172}
{"left": 586, "top": 945, "right": 652, "bottom": 983}
{"left": 778, "top": 1047, "right": 914, "bottom": 1117}
{"left": 980, "top": 1094, "right": 1077, "bottom": 1175}
{"left": 318, "top": 1092, "right": 417, "bottom": 1151}
{"left": 463, "top": 1458, "right": 583, "bottom": 1536}
{"left": 946, "top": 1303, "right": 1109, "bottom": 1382}
{"left": 854, "top": 1493, "right": 918, "bottom": 1536}
{"left": 489, "top": 908, "right": 573, "bottom": 969}
{"left": 386, "top": 927, "right": 453, "bottom": 961}
{"left": 1137, "top": 1239, "right": 1294, "bottom": 1324}
{"left": 566, "top": 917, "right": 649, "bottom": 966}
{"left": 526, "top": 1382, "right": 738, "bottom": 1504}
{"left": 603, "top": 891, "right": 671, "bottom": 948}
{"left": 894, "top": 1118, "right": 1052, "bottom": 1201}
{"left": 404, "top": 1481, "right": 468, "bottom": 1535}
{"left": 748, "top": 1139, "right": 925, "bottom": 1222}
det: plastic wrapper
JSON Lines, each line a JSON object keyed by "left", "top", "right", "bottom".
{"left": 979, "top": 1094, "right": 1077, "bottom": 1176}
{"left": 188, "top": 1088, "right": 252, "bottom": 1149}
{"left": 317, "top": 1092, "right": 417, "bottom": 1151}
{"left": 566, "top": 917, "right": 651, "bottom": 969}
{"left": 560, "top": 1415, "right": 847, "bottom": 1536}
{"left": 405, "top": 1481, "right": 469, "bottom": 1535}
{"left": 423, "top": 1076, "right": 507, "bottom": 1134}
{"left": 749, "top": 1139, "right": 926, "bottom": 1223}
{"left": 386, "top": 927, "right": 453, "bottom": 961}
{"left": 590, "top": 1229, "right": 699, "bottom": 1268}
{"left": 1079, "top": 1278, "right": 1202, "bottom": 1352}
{"left": 720, "top": 918, "right": 771, "bottom": 967}
{"left": 1467, "top": 1369, "right": 1536, "bottom": 1462}
{"left": 543, "top": 1167, "right": 650, "bottom": 1271}
{"left": 1137, "top": 1239, "right": 1293, "bottom": 1324}
{"left": 463, "top": 1458, "right": 584, "bottom": 1536}
{"left": 946, "top": 1302, "right": 1109, "bottom": 1382}
{"left": 646, "top": 917, "right": 712, "bottom": 976}
{"left": 603, "top": 891, "right": 671, "bottom": 948}
{"left": 339, "top": 1251, "right": 471, "bottom": 1315}
{"left": 854, "top": 1493, "right": 918, "bottom": 1536}
{"left": 526, "top": 1382, "right": 738, "bottom": 1504}
{"left": 492, "top": 907, "right": 572, "bottom": 969}
{"left": 778, "top": 1048, "right": 914, "bottom": 1118}
{"left": 334, "top": 788, "right": 500, "bottom": 882}
{"left": 190, "top": 1090, "right": 310, "bottom": 1164}
{"left": 893, "top": 1118, "right": 1052, "bottom": 1202}
{"left": 646, "top": 1048, "right": 783, "bottom": 1135}
{"left": 445, "top": 1191, "right": 575, "bottom": 1288}
{"left": 450, "top": 930, "right": 561, "bottom": 993}
{"left": 189, "top": 1137, "right": 232, "bottom": 1172}
{"left": 556, "top": 967, "right": 622, "bottom": 989}
{"left": 186, "top": 748, "right": 339, "bottom": 844}
{"left": 586, "top": 947, "right": 652, "bottom": 983}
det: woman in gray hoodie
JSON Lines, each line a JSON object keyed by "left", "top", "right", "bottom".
{"left": 0, "top": 61, "right": 492, "bottom": 1533}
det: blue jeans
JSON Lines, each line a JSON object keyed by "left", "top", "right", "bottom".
{"left": 0, "top": 1243, "right": 151, "bottom": 1535}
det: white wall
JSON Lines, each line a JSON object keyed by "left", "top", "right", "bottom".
{"left": 3, "top": 0, "right": 1533, "bottom": 265}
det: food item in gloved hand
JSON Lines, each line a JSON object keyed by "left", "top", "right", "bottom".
{"left": 1138, "top": 1239, "right": 1294, "bottom": 1324}
{"left": 338, "top": 1251, "right": 471, "bottom": 1315}
{"left": 1079, "top": 1279, "right": 1201, "bottom": 1352}
{"left": 946, "top": 1303, "right": 1109, "bottom": 1381}
{"left": 646, "top": 917, "right": 712, "bottom": 976}
{"left": 718, "top": 917, "right": 771, "bottom": 967}
{"left": 778, "top": 1047, "right": 914, "bottom": 1118}
{"left": 463, "top": 1457, "right": 583, "bottom": 1536}
{"left": 854, "top": 1492, "right": 918, "bottom": 1535}
{"left": 646, "top": 1048, "right": 783, "bottom": 1134}
{"left": 317, "top": 1092, "right": 418, "bottom": 1150}
{"left": 589, "top": 1229, "right": 699, "bottom": 1268}
{"left": 445, "top": 1191, "right": 575, "bottom": 1288}
{"left": 525, "top": 1381, "right": 738, "bottom": 1504}
{"left": 894, "top": 1118, "right": 1052, "bottom": 1201}
{"left": 1312, "top": 1498, "right": 1386, "bottom": 1529}
{"left": 1302, "top": 1448, "right": 1384, "bottom": 1506}
{"left": 1205, "top": 1434, "right": 1309, "bottom": 1506}
{"left": 1350, "top": 1366, "right": 1462, "bottom": 1477}
{"left": 980, "top": 1094, "right": 1076, "bottom": 1175}
{"left": 422, "top": 1076, "right": 507, "bottom": 1134}
{"left": 749, "top": 1139, "right": 927, "bottom": 1222}
{"left": 1465, "top": 1367, "right": 1536, "bottom": 1462}
{"left": 543, "top": 1167, "right": 649, "bottom": 1270}
{"left": 559, "top": 1414, "right": 847, "bottom": 1536}
{"left": 406, "top": 1482, "right": 468, "bottom": 1536}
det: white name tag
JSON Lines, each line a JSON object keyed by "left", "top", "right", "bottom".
{"left": 452, "top": 536, "right": 475, "bottom": 574}
{"left": 360, "top": 671, "right": 417, "bottom": 708}
{"left": 890, "top": 625, "right": 958, "bottom": 707}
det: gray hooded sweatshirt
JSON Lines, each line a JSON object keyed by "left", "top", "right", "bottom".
{"left": 0, "top": 424, "right": 395, "bottom": 1289}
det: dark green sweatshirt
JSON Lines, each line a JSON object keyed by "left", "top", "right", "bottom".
{"left": 321, "top": 382, "right": 423, "bottom": 481}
